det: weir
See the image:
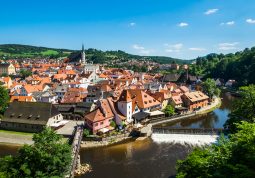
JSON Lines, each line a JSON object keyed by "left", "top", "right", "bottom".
{"left": 152, "top": 127, "right": 224, "bottom": 135}
{"left": 151, "top": 127, "right": 225, "bottom": 145}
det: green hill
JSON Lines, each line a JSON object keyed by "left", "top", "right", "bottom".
{"left": 0, "top": 44, "right": 188, "bottom": 64}
{"left": 0, "top": 44, "right": 74, "bottom": 59}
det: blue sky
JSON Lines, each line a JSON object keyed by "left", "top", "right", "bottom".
{"left": 1, "top": 0, "right": 255, "bottom": 59}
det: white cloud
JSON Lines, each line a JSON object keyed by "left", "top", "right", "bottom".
{"left": 132, "top": 44, "right": 144, "bottom": 50}
{"left": 246, "top": 18, "right": 255, "bottom": 24}
{"left": 218, "top": 42, "right": 239, "bottom": 50}
{"left": 221, "top": 21, "right": 235, "bottom": 26}
{"left": 178, "top": 22, "right": 189, "bottom": 27}
{"left": 129, "top": 22, "right": 136, "bottom": 27}
{"left": 189, "top": 47, "right": 206, "bottom": 51}
{"left": 132, "top": 44, "right": 153, "bottom": 55}
{"left": 204, "top": 8, "right": 219, "bottom": 15}
{"left": 165, "top": 43, "right": 183, "bottom": 53}
{"left": 139, "top": 50, "right": 151, "bottom": 55}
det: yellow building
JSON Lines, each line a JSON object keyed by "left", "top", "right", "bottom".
{"left": 0, "top": 63, "right": 16, "bottom": 75}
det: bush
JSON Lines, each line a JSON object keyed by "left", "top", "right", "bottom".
{"left": 83, "top": 128, "right": 91, "bottom": 137}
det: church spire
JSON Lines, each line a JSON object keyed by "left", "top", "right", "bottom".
{"left": 81, "top": 43, "right": 86, "bottom": 65}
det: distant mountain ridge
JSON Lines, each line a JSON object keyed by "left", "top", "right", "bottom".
{"left": 0, "top": 44, "right": 189, "bottom": 64}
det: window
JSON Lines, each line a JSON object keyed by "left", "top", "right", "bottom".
{"left": 100, "top": 121, "right": 104, "bottom": 125}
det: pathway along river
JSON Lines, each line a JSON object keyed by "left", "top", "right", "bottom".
{"left": 0, "top": 92, "right": 236, "bottom": 178}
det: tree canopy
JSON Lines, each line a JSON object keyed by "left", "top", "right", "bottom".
{"left": 164, "top": 105, "right": 175, "bottom": 117}
{"left": 191, "top": 47, "right": 255, "bottom": 86}
{"left": 0, "top": 86, "right": 10, "bottom": 114}
{"left": 0, "top": 128, "right": 72, "bottom": 178}
{"left": 224, "top": 85, "right": 255, "bottom": 133}
{"left": 20, "top": 69, "right": 32, "bottom": 79}
{"left": 176, "top": 121, "right": 255, "bottom": 178}
{"left": 202, "top": 78, "right": 221, "bottom": 100}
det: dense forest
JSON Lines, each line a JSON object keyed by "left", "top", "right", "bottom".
{"left": 190, "top": 47, "right": 255, "bottom": 86}
{"left": 0, "top": 44, "right": 185, "bottom": 64}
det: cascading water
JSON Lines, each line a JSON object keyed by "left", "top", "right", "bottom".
{"left": 151, "top": 133, "right": 218, "bottom": 146}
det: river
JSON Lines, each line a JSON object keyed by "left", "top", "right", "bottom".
{"left": 0, "top": 92, "right": 236, "bottom": 178}
{"left": 79, "top": 92, "right": 236, "bottom": 178}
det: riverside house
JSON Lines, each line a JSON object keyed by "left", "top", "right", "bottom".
{"left": 181, "top": 91, "right": 209, "bottom": 111}
{"left": 84, "top": 99, "right": 115, "bottom": 134}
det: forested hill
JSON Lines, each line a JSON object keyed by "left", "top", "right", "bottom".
{"left": 0, "top": 44, "right": 186, "bottom": 64}
{"left": 0, "top": 44, "right": 74, "bottom": 59}
{"left": 190, "top": 47, "right": 255, "bottom": 86}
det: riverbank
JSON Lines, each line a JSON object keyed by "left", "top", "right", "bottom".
{"left": 80, "top": 98, "right": 221, "bottom": 148}
{"left": 0, "top": 131, "right": 33, "bottom": 146}
{"left": 149, "top": 97, "right": 221, "bottom": 127}
{"left": 0, "top": 98, "right": 221, "bottom": 147}
{"left": 80, "top": 136, "right": 133, "bottom": 148}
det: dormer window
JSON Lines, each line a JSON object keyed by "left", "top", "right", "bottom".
{"left": 27, "top": 114, "right": 32, "bottom": 119}
{"left": 18, "top": 114, "right": 23, "bottom": 118}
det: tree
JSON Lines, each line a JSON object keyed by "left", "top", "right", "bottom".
{"left": 164, "top": 105, "right": 175, "bottom": 117}
{"left": 83, "top": 128, "right": 91, "bottom": 137}
{"left": 0, "top": 127, "right": 72, "bottom": 178}
{"left": 176, "top": 121, "right": 255, "bottom": 178}
{"left": 224, "top": 85, "right": 255, "bottom": 133}
{"left": 20, "top": 69, "right": 32, "bottom": 79}
{"left": 0, "top": 86, "right": 9, "bottom": 114}
{"left": 202, "top": 78, "right": 221, "bottom": 100}
{"left": 110, "top": 120, "right": 117, "bottom": 128}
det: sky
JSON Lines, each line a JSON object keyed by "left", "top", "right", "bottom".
{"left": 1, "top": 0, "right": 255, "bottom": 59}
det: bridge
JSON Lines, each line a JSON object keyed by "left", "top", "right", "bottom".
{"left": 152, "top": 127, "right": 225, "bottom": 135}
{"left": 66, "top": 124, "right": 84, "bottom": 178}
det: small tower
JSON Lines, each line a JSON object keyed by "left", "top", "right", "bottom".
{"left": 118, "top": 90, "right": 133, "bottom": 123}
{"left": 81, "top": 44, "right": 86, "bottom": 65}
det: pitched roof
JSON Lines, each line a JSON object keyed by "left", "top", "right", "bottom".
{"left": 2, "top": 102, "right": 60, "bottom": 125}
{"left": 172, "top": 95, "right": 183, "bottom": 105}
{"left": 84, "top": 108, "right": 105, "bottom": 122}
{"left": 118, "top": 90, "right": 132, "bottom": 102}
{"left": 163, "top": 74, "right": 181, "bottom": 82}
{"left": 183, "top": 91, "right": 209, "bottom": 102}
{"left": 128, "top": 89, "right": 161, "bottom": 110}
{"left": 10, "top": 96, "right": 35, "bottom": 102}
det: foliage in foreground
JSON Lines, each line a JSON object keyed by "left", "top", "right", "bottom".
{"left": 0, "top": 128, "right": 72, "bottom": 178}
{"left": 176, "top": 121, "right": 255, "bottom": 178}
{"left": 0, "top": 86, "right": 10, "bottom": 114}
{"left": 224, "top": 85, "right": 255, "bottom": 133}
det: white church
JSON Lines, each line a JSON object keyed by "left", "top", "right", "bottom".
{"left": 80, "top": 44, "right": 100, "bottom": 74}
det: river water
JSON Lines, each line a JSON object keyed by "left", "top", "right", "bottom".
{"left": 79, "top": 92, "right": 236, "bottom": 178}
{"left": 0, "top": 92, "right": 236, "bottom": 178}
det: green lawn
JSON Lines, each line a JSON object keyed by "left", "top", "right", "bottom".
{"left": 41, "top": 50, "right": 59, "bottom": 56}
{"left": 0, "top": 129, "right": 34, "bottom": 136}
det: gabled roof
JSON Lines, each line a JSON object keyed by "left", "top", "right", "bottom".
{"left": 2, "top": 102, "right": 60, "bottom": 125}
{"left": 118, "top": 90, "right": 132, "bottom": 102}
{"left": 10, "top": 96, "right": 35, "bottom": 102}
{"left": 182, "top": 91, "right": 209, "bottom": 102}
{"left": 84, "top": 108, "right": 106, "bottom": 123}
{"left": 127, "top": 89, "right": 161, "bottom": 110}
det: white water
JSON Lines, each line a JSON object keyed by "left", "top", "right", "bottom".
{"left": 151, "top": 133, "right": 219, "bottom": 146}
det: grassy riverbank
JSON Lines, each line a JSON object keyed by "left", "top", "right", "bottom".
{"left": 0, "top": 129, "right": 34, "bottom": 136}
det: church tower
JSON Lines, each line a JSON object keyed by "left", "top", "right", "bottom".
{"left": 81, "top": 44, "right": 86, "bottom": 65}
